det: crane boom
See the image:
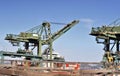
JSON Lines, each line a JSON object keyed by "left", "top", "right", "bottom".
{"left": 51, "top": 20, "right": 79, "bottom": 41}
{"left": 43, "top": 20, "right": 79, "bottom": 44}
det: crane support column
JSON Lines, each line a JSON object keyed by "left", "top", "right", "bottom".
{"left": 104, "top": 39, "right": 110, "bottom": 52}
{"left": 0, "top": 52, "right": 4, "bottom": 64}
{"left": 25, "top": 42, "right": 29, "bottom": 50}
{"left": 38, "top": 38, "right": 42, "bottom": 57}
{"left": 49, "top": 41, "right": 52, "bottom": 60}
{"left": 117, "top": 40, "right": 119, "bottom": 52}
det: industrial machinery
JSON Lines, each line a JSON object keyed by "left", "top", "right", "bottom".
{"left": 90, "top": 19, "right": 120, "bottom": 69}
{"left": 0, "top": 20, "right": 79, "bottom": 63}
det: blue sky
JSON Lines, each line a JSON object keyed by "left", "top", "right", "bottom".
{"left": 0, "top": 0, "right": 120, "bottom": 62}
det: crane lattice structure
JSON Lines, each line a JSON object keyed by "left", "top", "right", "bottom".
{"left": 4, "top": 20, "right": 79, "bottom": 61}
{"left": 90, "top": 18, "right": 120, "bottom": 69}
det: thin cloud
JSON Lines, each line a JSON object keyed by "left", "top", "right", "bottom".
{"left": 80, "top": 18, "right": 95, "bottom": 30}
{"left": 80, "top": 18, "right": 94, "bottom": 24}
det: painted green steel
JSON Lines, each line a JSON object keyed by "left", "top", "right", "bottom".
{"left": 4, "top": 20, "right": 79, "bottom": 62}
{"left": 0, "top": 51, "right": 4, "bottom": 64}
{"left": 90, "top": 19, "right": 120, "bottom": 69}
{"left": 90, "top": 26, "right": 120, "bottom": 39}
{"left": 0, "top": 51, "right": 42, "bottom": 59}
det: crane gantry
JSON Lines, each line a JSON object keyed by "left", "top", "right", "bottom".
{"left": 4, "top": 20, "right": 79, "bottom": 61}
{"left": 90, "top": 18, "right": 120, "bottom": 69}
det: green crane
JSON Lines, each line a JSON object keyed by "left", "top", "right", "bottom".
{"left": 90, "top": 18, "right": 120, "bottom": 69}
{"left": 5, "top": 20, "right": 79, "bottom": 61}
